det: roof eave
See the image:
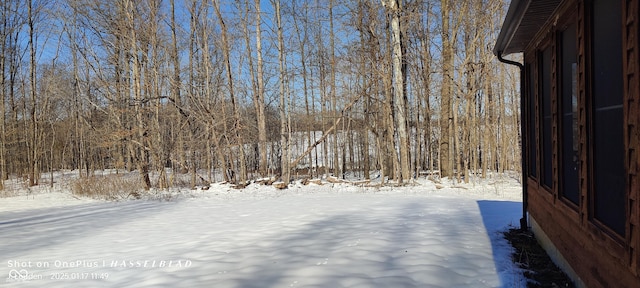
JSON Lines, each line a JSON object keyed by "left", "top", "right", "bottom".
{"left": 493, "top": 0, "right": 531, "bottom": 57}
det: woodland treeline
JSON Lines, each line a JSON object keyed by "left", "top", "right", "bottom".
{"left": 0, "top": 0, "right": 520, "bottom": 190}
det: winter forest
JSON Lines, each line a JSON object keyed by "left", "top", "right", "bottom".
{"left": 0, "top": 0, "right": 520, "bottom": 191}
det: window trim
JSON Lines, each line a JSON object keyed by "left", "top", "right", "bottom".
{"left": 538, "top": 42, "right": 554, "bottom": 191}
{"left": 556, "top": 12, "right": 580, "bottom": 209}
{"left": 524, "top": 60, "right": 538, "bottom": 180}
{"left": 586, "top": 0, "right": 627, "bottom": 239}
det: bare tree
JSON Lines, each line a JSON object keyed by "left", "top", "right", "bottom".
{"left": 291, "top": 0, "right": 314, "bottom": 178}
{"left": 123, "top": 0, "right": 151, "bottom": 189}
{"left": 27, "top": 0, "right": 39, "bottom": 186}
{"left": 0, "top": 0, "right": 15, "bottom": 188}
{"left": 272, "top": 0, "right": 289, "bottom": 185}
{"left": 439, "top": 0, "right": 454, "bottom": 178}
{"left": 254, "top": 0, "right": 268, "bottom": 177}
{"left": 382, "top": 0, "right": 411, "bottom": 183}
{"left": 213, "top": 0, "right": 248, "bottom": 184}
{"left": 169, "top": 0, "right": 186, "bottom": 179}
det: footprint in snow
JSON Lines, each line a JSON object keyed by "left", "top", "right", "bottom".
{"left": 316, "top": 258, "right": 328, "bottom": 265}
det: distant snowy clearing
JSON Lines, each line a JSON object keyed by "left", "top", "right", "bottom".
{"left": 1, "top": 175, "right": 526, "bottom": 287}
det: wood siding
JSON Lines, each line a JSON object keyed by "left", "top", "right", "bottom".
{"left": 524, "top": 0, "right": 640, "bottom": 286}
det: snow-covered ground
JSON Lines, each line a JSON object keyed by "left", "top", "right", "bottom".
{"left": 1, "top": 174, "right": 526, "bottom": 287}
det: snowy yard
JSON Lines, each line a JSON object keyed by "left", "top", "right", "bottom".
{"left": 1, "top": 175, "right": 526, "bottom": 287}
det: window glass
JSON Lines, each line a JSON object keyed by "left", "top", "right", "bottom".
{"left": 560, "top": 24, "right": 579, "bottom": 204}
{"left": 527, "top": 63, "right": 537, "bottom": 178}
{"left": 592, "top": 0, "right": 625, "bottom": 235}
{"left": 541, "top": 47, "right": 552, "bottom": 189}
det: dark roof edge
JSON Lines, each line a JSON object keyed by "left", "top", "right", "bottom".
{"left": 493, "top": 0, "right": 531, "bottom": 57}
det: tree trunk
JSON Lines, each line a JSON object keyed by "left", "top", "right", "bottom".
{"left": 328, "top": 0, "right": 340, "bottom": 178}
{"left": 440, "top": 0, "right": 453, "bottom": 178}
{"left": 28, "top": 0, "right": 38, "bottom": 186}
{"left": 170, "top": 0, "right": 186, "bottom": 179}
{"left": 254, "top": 0, "right": 268, "bottom": 177}
{"left": 274, "top": 0, "right": 289, "bottom": 185}
{"left": 213, "top": 0, "right": 247, "bottom": 184}
{"left": 292, "top": 1, "right": 314, "bottom": 178}
{"left": 125, "top": 0, "right": 151, "bottom": 190}
{"left": 0, "top": 0, "right": 7, "bottom": 189}
{"left": 385, "top": 0, "right": 411, "bottom": 183}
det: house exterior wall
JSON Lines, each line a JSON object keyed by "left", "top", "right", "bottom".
{"left": 522, "top": 0, "right": 640, "bottom": 287}
{"left": 530, "top": 215, "right": 587, "bottom": 287}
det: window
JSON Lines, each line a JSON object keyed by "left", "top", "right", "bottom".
{"left": 591, "top": 0, "right": 625, "bottom": 236}
{"left": 560, "top": 23, "right": 579, "bottom": 205}
{"left": 526, "top": 63, "right": 537, "bottom": 178}
{"left": 540, "top": 47, "right": 553, "bottom": 189}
